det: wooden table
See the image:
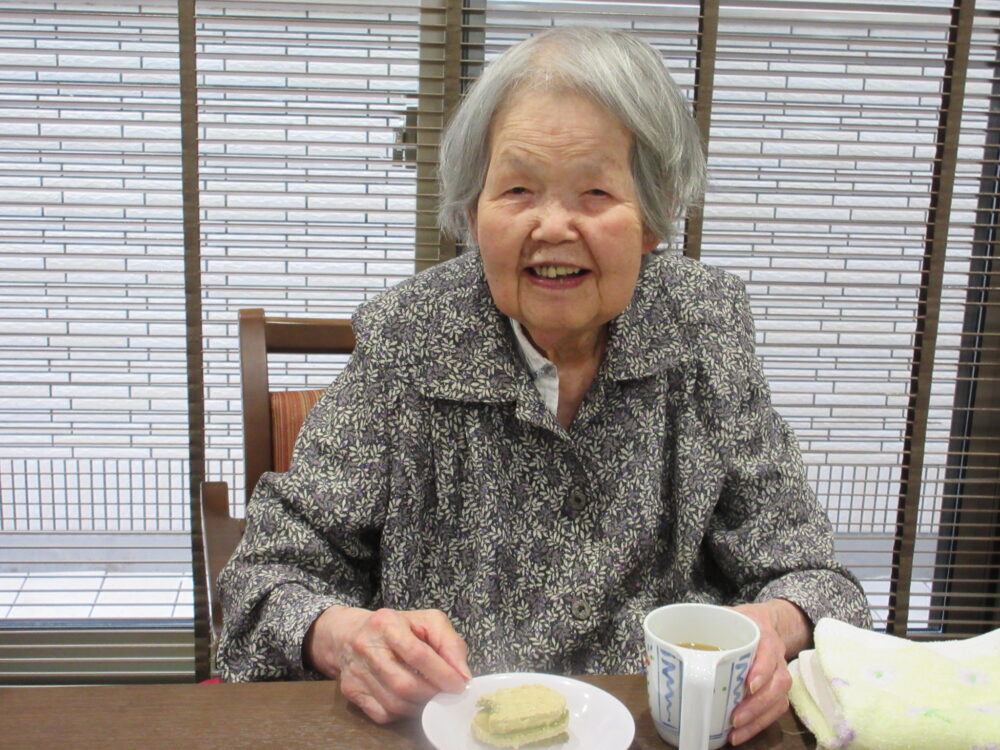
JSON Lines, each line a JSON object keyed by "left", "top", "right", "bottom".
{"left": 0, "top": 675, "right": 815, "bottom": 749}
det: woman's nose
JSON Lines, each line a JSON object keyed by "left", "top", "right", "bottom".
{"left": 530, "top": 200, "right": 579, "bottom": 244}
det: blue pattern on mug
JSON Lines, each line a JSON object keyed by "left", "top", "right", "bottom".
{"left": 731, "top": 652, "right": 752, "bottom": 707}
{"left": 657, "top": 645, "right": 682, "bottom": 730}
{"left": 722, "top": 651, "right": 754, "bottom": 726}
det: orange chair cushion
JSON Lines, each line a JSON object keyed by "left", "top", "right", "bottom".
{"left": 269, "top": 388, "right": 325, "bottom": 473}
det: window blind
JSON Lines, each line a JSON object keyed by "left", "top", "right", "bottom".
{"left": 694, "top": 0, "right": 1000, "bottom": 636}
{"left": 0, "top": 0, "right": 460, "bottom": 684}
{"left": 932, "top": 0, "right": 1000, "bottom": 635}
{"left": 476, "top": 0, "right": 999, "bottom": 635}
{"left": 704, "top": 0, "right": 950, "bottom": 632}
{"left": 0, "top": 0, "right": 192, "bottom": 577}
{"left": 1, "top": 0, "right": 996, "bottom": 686}
{"left": 0, "top": 0, "right": 198, "bottom": 684}
{"left": 191, "top": 0, "right": 464, "bottom": 502}
{"left": 189, "top": 0, "right": 461, "bottom": 676}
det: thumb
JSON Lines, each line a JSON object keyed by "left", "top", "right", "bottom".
{"left": 437, "top": 636, "right": 472, "bottom": 682}
{"left": 409, "top": 610, "right": 473, "bottom": 681}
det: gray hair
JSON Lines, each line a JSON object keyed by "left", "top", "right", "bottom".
{"left": 438, "top": 26, "right": 707, "bottom": 250}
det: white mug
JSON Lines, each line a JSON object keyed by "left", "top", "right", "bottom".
{"left": 643, "top": 603, "right": 760, "bottom": 750}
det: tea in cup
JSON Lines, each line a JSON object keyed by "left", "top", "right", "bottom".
{"left": 643, "top": 603, "right": 760, "bottom": 750}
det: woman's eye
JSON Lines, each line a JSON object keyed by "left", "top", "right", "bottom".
{"left": 508, "top": 186, "right": 528, "bottom": 195}
{"left": 586, "top": 188, "right": 609, "bottom": 197}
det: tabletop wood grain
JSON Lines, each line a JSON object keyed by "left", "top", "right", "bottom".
{"left": 0, "top": 675, "right": 815, "bottom": 749}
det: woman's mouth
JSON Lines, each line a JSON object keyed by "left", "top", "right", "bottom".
{"left": 528, "top": 265, "right": 588, "bottom": 279}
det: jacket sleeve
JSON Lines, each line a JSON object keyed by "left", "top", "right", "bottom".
{"left": 216, "top": 345, "right": 398, "bottom": 681}
{"left": 705, "top": 279, "right": 872, "bottom": 630}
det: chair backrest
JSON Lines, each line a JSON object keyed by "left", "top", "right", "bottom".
{"left": 238, "top": 307, "right": 356, "bottom": 501}
{"left": 198, "top": 308, "right": 354, "bottom": 677}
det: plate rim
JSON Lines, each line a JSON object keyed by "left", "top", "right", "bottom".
{"left": 421, "top": 671, "right": 636, "bottom": 750}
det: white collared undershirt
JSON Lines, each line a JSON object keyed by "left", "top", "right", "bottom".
{"left": 509, "top": 318, "right": 560, "bottom": 417}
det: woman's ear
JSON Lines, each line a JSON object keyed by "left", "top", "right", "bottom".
{"left": 642, "top": 227, "right": 660, "bottom": 254}
{"left": 467, "top": 207, "right": 479, "bottom": 243}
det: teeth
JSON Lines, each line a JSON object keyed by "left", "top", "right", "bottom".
{"left": 534, "top": 265, "right": 579, "bottom": 278}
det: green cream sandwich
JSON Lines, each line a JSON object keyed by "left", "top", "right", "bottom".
{"left": 471, "top": 683, "right": 570, "bottom": 748}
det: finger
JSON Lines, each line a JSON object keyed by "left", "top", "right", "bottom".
{"left": 729, "top": 691, "right": 789, "bottom": 745}
{"left": 343, "top": 679, "right": 424, "bottom": 724}
{"left": 349, "top": 690, "right": 392, "bottom": 724}
{"left": 365, "top": 645, "right": 444, "bottom": 706}
{"left": 742, "top": 637, "right": 790, "bottom": 704}
{"left": 383, "top": 615, "right": 468, "bottom": 694}
{"left": 347, "top": 612, "right": 445, "bottom": 705}
{"left": 734, "top": 666, "right": 788, "bottom": 724}
{"left": 747, "top": 650, "right": 778, "bottom": 695}
{"left": 340, "top": 658, "right": 427, "bottom": 723}
{"left": 408, "top": 610, "right": 472, "bottom": 682}
{"left": 361, "top": 671, "right": 428, "bottom": 721}
{"left": 745, "top": 628, "right": 783, "bottom": 694}
{"left": 731, "top": 661, "right": 793, "bottom": 742}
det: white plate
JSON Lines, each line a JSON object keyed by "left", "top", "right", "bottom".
{"left": 421, "top": 672, "right": 635, "bottom": 750}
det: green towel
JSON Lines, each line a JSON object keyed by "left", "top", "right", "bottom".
{"left": 788, "top": 618, "right": 1000, "bottom": 749}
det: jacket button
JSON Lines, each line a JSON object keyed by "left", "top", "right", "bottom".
{"left": 570, "top": 597, "right": 592, "bottom": 620}
{"left": 567, "top": 489, "right": 586, "bottom": 512}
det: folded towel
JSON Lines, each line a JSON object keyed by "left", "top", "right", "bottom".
{"left": 788, "top": 617, "right": 1000, "bottom": 749}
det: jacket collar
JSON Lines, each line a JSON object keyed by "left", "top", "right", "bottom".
{"left": 414, "top": 255, "right": 527, "bottom": 403}
{"left": 601, "top": 251, "right": 697, "bottom": 381}
{"left": 415, "top": 252, "right": 693, "bottom": 403}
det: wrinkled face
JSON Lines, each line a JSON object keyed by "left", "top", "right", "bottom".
{"left": 470, "top": 88, "right": 657, "bottom": 352}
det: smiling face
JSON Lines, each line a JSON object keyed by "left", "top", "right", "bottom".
{"left": 470, "top": 88, "right": 657, "bottom": 356}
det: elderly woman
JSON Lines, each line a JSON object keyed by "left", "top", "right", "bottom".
{"left": 218, "top": 26, "right": 870, "bottom": 745}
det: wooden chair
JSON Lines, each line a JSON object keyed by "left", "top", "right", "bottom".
{"left": 196, "top": 308, "right": 355, "bottom": 680}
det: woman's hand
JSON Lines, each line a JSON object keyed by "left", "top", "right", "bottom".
{"left": 728, "top": 599, "right": 812, "bottom": 745}
{"left": 304, "top": 605, "right": 472, "bottom": 724}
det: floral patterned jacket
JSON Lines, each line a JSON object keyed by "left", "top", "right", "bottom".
{"left": 217, "top": 250, "right": 871, "bottom": 682}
